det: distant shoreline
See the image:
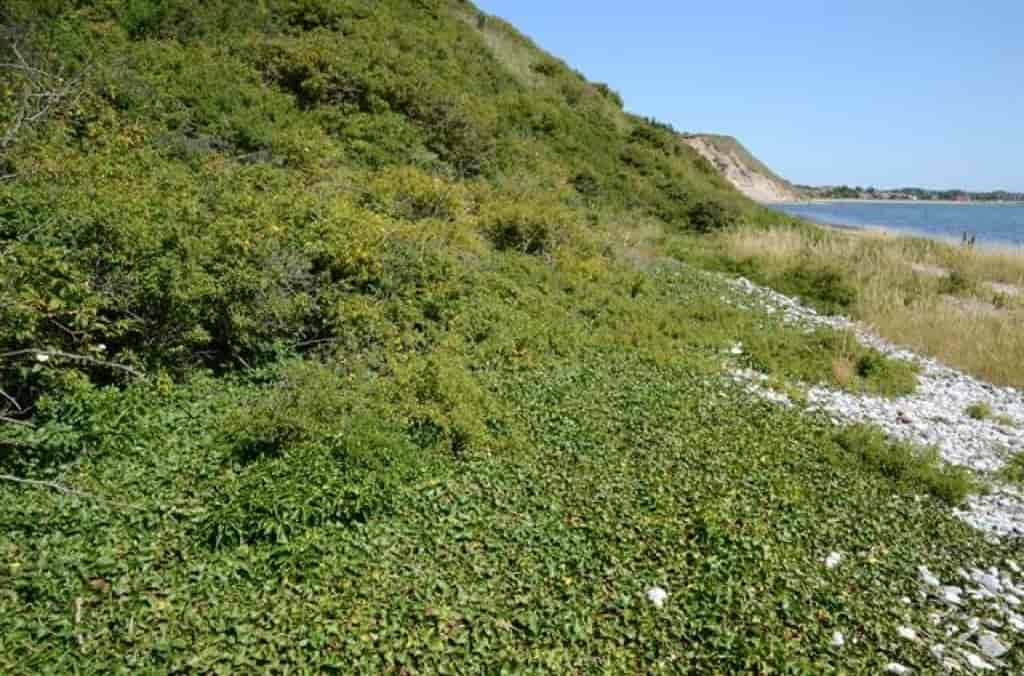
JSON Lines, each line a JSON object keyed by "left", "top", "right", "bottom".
{"left": 784, "top": 198, "right": 1024, "bottom": 206}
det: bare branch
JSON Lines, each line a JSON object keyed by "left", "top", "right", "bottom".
{"left": 0, "top": 473, "right": 84, "bottom": 496}
{"left": 0, "top": 38, "right": 87, "bottom": 152}
{"left": 0, "top": 349, "right": 145, "bottom": 378}
{"left": 45, "top": 317, "right": 83, "bottom": 340}
{"left": 0, "top": 415, "right": 32, "bottom": 426}
{"left": 0, "top": 387, "right": 22, "bottom": 412}
{"left": 0, "top": 473, "right": 139, "bottom": 510}
{"left": 0, "top": 61, "right": 51, "bottom": 78}
{"left": 292, "top": 337, "right": 345, "bottom": 350}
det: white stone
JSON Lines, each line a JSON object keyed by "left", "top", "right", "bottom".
{"left": 919, "top": 566, "right": 941, "bottom": 587}
{"left": 830, "top": 631, "right": 844, "bottom": 648}
{"left": 941, "top": 586, "right": 963, "bottom": 605}
{"left": 884, "top": 663, "right": 911, "bottom": 675}
{"left": 824, "top": 551, "right": 843, "bottom": 570}
{"left": 963, "top": 651, "right": 995, "bottom": 671}
{"left": 973, "top": 570, "right": 1004, "bottom": 594}
{"left": 897, "top": 626, "right": 918, "bottom": 642}
{"left": 34, "top": 352, "right": 50, "bottom": 363}
{"left": 645, "top": 586, "right": 668, "bottom": 608}
{"left": 977, "top": 631, "right": 1010, "bottom": 659}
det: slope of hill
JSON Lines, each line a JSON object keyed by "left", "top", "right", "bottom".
{"left": 683, "top": 133, "right": 802, "bottom": 203}
{"left": 1, "top": 1, "right": 1021, "bottom": 672}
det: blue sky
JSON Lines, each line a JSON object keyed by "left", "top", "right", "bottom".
{"left": 473, "top": 1, "right": 1023, "bottom": 192}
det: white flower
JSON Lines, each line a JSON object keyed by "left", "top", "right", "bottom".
{"left": 830, "top": 631, "right": 845, "bottom": 648}
{"left": 34, "top": 353, "right": 50, "bottom": 363}
{"left": 645, "top": 586, "right": 668, "bottom": 608}
{"left": 824, "top": 551, "right": 843, "bottom": 570}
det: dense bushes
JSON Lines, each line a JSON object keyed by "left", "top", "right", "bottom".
{"left": 0, "top": 0, "right": 787, "bottom": 485}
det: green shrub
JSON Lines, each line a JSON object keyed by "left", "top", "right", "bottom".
{"left": 686, "top": 200, "right": 739, "bottom": 234}
{"left": 776, "top": 264, "right": 857, "bottom": 315}
{"left": 852, "top": 353, "right": 919, "bottom": 397}
{"left": 362, "top": 167, "right": 467, "bottom": 222}
{"left": 201, "top": 425, "right": 414, "bottom": 548}
{"left": 481, "top": 202, "right": 569, "bottom": 255}
{"left": 832, "top": 424, "right": 977, "bottom": 504}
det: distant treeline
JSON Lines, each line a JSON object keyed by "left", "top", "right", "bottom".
{"left": 796, "top": 185, "right": 1024, "bottom": 202}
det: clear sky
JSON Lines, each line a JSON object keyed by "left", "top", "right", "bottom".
{"left": 473, "top": 1, "right": 1023, "bottom": 192}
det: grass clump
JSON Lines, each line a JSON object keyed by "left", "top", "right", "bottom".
{"left": 965, "top": 402, "right": 993, "bottom": 421}
{"left": 1000, "top": 453, "right": 1024, "bottom": 486}
{"left": 775, "top": 264, "right": 858, "bottom": 315}
{"left": 744, "top": 328, "right": 918, "bottom": 397}
{"left": 833, "top": 424, "right": 978, "bottom": 505}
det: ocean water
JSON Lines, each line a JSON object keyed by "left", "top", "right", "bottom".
{"left": 772, "top": 201, "right": 1024, "bottom": 246}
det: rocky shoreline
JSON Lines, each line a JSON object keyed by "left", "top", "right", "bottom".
{"left": 726, "top": 276, "right": 1024, "bottom": 539}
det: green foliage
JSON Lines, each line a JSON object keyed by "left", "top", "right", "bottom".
{"left": 832, "top": 424, "right": 977, "bottom": 504}
{"left": 362, "top": 167, "right": 468, "bottom": 223}
{"left": 1, "top": 351, "right": 1014, "bottom": 673}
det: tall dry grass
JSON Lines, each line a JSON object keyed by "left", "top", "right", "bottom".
{"left": 714, "top": 225, "right": 1024, "bottom": 387}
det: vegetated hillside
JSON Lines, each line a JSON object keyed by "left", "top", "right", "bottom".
{"left": 682, "top": 133, "right": 802, "bottom": 203}
{"left": 2, "top": 1, "right": 1021, "bottom": 672}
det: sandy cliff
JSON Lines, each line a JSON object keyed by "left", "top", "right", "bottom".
{"left": 683, "top": 134, "right": 801, "bottom": 203}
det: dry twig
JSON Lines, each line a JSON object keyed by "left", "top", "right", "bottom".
{"left": 0, "top": 349, "right": 145, "bottom": 378}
